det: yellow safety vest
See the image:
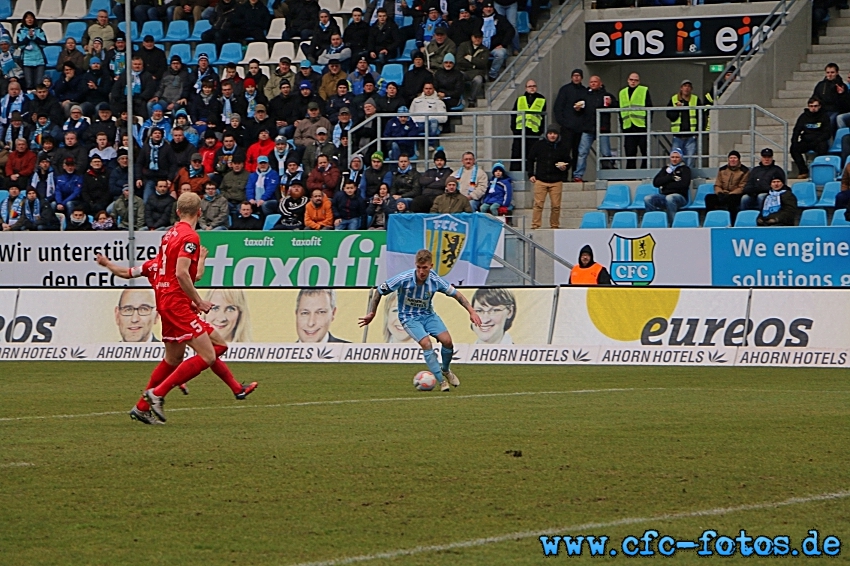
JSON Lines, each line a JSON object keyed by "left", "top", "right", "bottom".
{"left": 516, "top": 95, "right": 546, "bottom": 133}
{"left": 618, "top": 85, "right": 648, "bottom": 129}
{"left": 703, "top": 92, "right": 714, "bottom": 131}
{"left": 670, "top": 94, "right": 698, "bottom": 133}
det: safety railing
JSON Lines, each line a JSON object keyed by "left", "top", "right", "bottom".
{"left": 594, "top": 104, "right": 788, "bottom": 180}
{"left": 346, "top": 110, "right": 549, "bottom": 188}
{"left": 714, "top": 0, "right": 798, "bottom": 99}
{"left": 487, "top": 0, "right": 581, "bottom": 105}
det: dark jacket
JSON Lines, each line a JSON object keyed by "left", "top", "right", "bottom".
{"left": 653, "top": 162, "right": 692, "bottom": 197}
{"left": 80, "top": 68, "right": 113, "bottom": 107}
{"left": 479, "top": 13, "right": 515, "bottom": 51}
{"left": 84, "top": 118, "right": 118, "bottom": 149}
{"left": 80, "top": 167, "right": 111, "bottom": 211}
{"left": 449, "top": 16, "right": 483, "bottom": 47}
{"left": 268, "top": 93, "right": 302, "bottom": 126}
{"left": 364, "top": 165, "right": 392, "bottom": 199}
{"left": 580, "top": 85, "right": 617, "bottom": 133}
{"left": 433, "top": 67, "right": 465, "bottom": 103}
{"left": 331, "top": 190, "right": 367, "bottom": 221}
{"left": 189, "top": 92, "right": 223, "bottom": 125}
{"left": 210, "top": 0, "right": 239, "bottom": 30}
{"left": 231, "top": 214, "right": 263, "bottom": 230}
{"left": 286, "top": 0, "right": 320, "bottom": 35}
{"left": 134, "top": 45, "right": 168, "bottom": 80}
{"left": 568, "top": 244, "right": 612, "bottom": 285}
{"left": 343, "top": 20, "right": 371, "bottom": 55}
{"left": 812, "top": 77, "right": 850, "bottom": 114}
{"left": 111, "top": 71, "right": 156, "bottom": 105}
{"left": 390, "top": 167, "right": 421, "bottom": 199}
{"left": 145, "top": 191, "right": 176, "bottom": 229}
{"left": 29, "top": 94, "right": 64, "bottom": 127}
{"left": 744, "top": 161, "right": 786, "bottom": 196}
{"left": 554, "top": 81, "right": 586, "bottom": 133}
{"left": 53, "top": 73, "right": 87, "bottom": 103}
{"left": 419, "top": 165, "right": 454, "bottom": 199}
{"left": 52, "top": 144, "right": 88, "bottom": 174}
{"left": 401, "top": 65, "right": 433, "bottom": 102}
{"left": 792, "top": 108, "right": 832, "bottom": 145}
{"left": 527, "top": 136, "right": 571, "bottom": 183}
{"left": 368, "top": 21, "right": 401, "bottom": 56}
{"left": 757, "top": 187, "right": 798, "bottom": 226}
{"left": 232, "top": 0, "right": 272, "bottom": 38}
{"left": 109, "top": 164, "right": 128, "bottom": 199}
{"left": 137, "top": 141, "right": 177, "bottom": 181}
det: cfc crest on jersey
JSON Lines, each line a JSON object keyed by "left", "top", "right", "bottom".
{"left": 184, "top": 242, "right": 197, "bottom": 253}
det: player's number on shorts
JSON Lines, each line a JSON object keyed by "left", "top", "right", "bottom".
{"left": 191, "top": 320, "right": 203, "bottom": 333}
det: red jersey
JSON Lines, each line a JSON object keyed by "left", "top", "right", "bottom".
{"left": 155, "top": 221, "right": 200, "bottom": 301}
{"left": 130, "top": 258, "right": 159, "bottom": 286}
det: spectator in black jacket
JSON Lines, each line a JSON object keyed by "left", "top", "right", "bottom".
{"left": 742, "top": 148, "right": 786, "bottom": 211}
{"left": 757, "top": 175, "right": 799, "bottom": 226}
{"left": 303, "top": 9, "right": 342, "bottom": 64}
{"left": 449, "top": 7, "right": 482, "bottom": 46}
{"left": 145, "top": 179, "right": 176, "bottom": 230}
{"left": 231, "top": 0, "right": 273, "bottom": 44}
{"left": 332, "top": 179, "right": 367, "bottom": 229}
{"left": 527, "top": 124, "right": 570, "bottom": 229}
{"left": 434, "top": 54, "right": 465, "bottom": 110}
{"left": 190, "top": 80, "right": 222, "bottom": 130}
{"left": 136, "top": 128, "right": 177, "bottom": 202}
{"left": 111, "top": 57, "right": 155, "bottom": 118}
{"left": 80, "top": 156, "right": 111, "bottom": 215}
{"left": 646, "top": 147, "right": 691, "bottom": 225}
{"left": 553, "top": 69, "right": 585, "bottom": 176}
{"left": 285, "top": 0, "right": 321, "bottom": 41}
{"left": 412, "top": 148, "right": 454, "bottom": 212}
{"left": 368, "top": 9, "right": 401, "bottom": 70}
{"left": 30, "top": 84, "right": 63, "bottom": 128}
{"left": 79, "top": 58, "right": 112, "bottom": 117}
{"left": 812, "top": 63, "right": 850, "bottom": 129}
{"left": 202, "top": 0, "right": 240, "bottom": 48}
{"left": 479, "top": 0, "right": 514, "bottom": 80}
{"left": 134, "top": 36, "right": 167, "bottom": 81}
{"left": 232, "top": 201, "right": 264, "bottom": 230}
{"left": 269, "top": 82, "right": 300, "bottom": 138}
{"left": 54, "top": 62, "right": 87, "bottom": 117}
{"left": 573, "top": 75, "right": 617, "bottom": 182}
{"left": 790, "top": 97, "right": 832, "bottom": 179}
{"left": 344, "top": 8, "right": 371, "bottom": 60}
{"left": 401, "top": 52, "right": 433, "bottom": 102}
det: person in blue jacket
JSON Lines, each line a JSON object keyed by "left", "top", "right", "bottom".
{"left": 479, "top": 161, "right": 513, "bottom": 215}
{"left": 53, "top": 156, "right": 83, "bottom": 214}
{"left": 383, "top": 106, "right": 422, "bottom": 160}
{"left": 245, "top": 155, "right": 281, "bottom": 214}
{"left": 16, "top": 11, "right": 48, "bottom": 91}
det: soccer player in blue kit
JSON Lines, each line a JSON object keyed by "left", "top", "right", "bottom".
{"left": 359, "top": 249, "right": 482, "bottom": 391}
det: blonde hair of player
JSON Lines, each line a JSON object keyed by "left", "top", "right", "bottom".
{"left": 415, "top": 249, "right": 433, "bottom": 265}
{"left": 177, "top": 192, "right": 201, "bottom": 218}
{"left": 203, "top": 288, "right": 253, "bottom": 342}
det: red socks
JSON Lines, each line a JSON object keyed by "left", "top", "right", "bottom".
{"left": 136, "top": 360, "right": 178, "bottom": 411}
{"left": 152, "top": 355, "right": 209, "bottom": 397}
{"left": 210, "top": 344, "right": 241, "bottom": 394}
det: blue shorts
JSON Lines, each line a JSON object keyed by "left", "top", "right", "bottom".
{"left": 401, "top": 313, "right": 448, "bottom": 343}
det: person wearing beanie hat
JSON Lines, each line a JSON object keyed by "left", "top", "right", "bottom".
{"left": 479, "top": 0, "right": 514, "bottom": 80}
{"left": 646, "top": 147, "right": 692, "bottom": 224}
{"left": 553, "top": 69, "right": 586, "bottom": 175}
{"left": 569, "top": 245, "right": 611, "bottom": 286}
{"left": 302, "top": 9, "right": 342, "bottom": 66}
{"left": 242, "top": 73, "right": 270, "bottom": 122}
{"left": 757, "top": 173, "right": 798, "bottom": 226}
{"left": 326, "top": 81, "right": 355, "bottom": 126}
{"left": 412, "top": 147, "right": 454, "bottom": 212}
{"left": 479, "top": 161, "right": 514, "bottom": 217}
{"left": 364, "top": 151, "right": 391, "bottom": 200}
{"left": 527, "top": 124, "right": 570, "bottom": 228}
{"left": 347, "top": 56, "right": 379, "bottom": 97}
{"left": 667, "top": 78, "right": 706, "bottom": 167}
{"left": 706, "top": 149, "right": 750, "bottom": 223}
{"left": 455, "top": 31, "right": 489, "bottom": 108}
{"left": 382, "top": 107, "right": 422, "bottom": 160}
{"left": 434, "top": 52, "right": 464, "bottom": 110}
{"left": 187, "top": 52, "right": 220, "bottom": 96}
{"left": 416, "top": 4, "right": 449, "bottom": 49}
{"left": 742, "top": 148, "right": 786, "bottom": 211}
{"left": 424, "top": 23, "right": 456, "bottom": 70}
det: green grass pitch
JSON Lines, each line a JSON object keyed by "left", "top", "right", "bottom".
{"left": 0, "top": 362, "right": 848, "bottom": 565}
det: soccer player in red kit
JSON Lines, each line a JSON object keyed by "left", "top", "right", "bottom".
{"left": 96, "top": 246, "right": 257, "bottom": 425}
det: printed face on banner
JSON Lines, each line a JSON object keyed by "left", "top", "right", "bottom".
{"left": 113, "top": 288, "right": 160, "bottom": 342}
{"left": 294, "top": 289, "right": 349, "bottom": 343}
{"left": 202, "top": 289, "right": 252, "bottom": 342}
{"left": 424, "top": 215, "right": 468, "bottom": 278}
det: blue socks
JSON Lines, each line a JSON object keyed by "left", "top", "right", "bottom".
{"left": 423, "top": 349, "right": 444, "bottom": 382}
{"left": 441, "top": 346, "right": 453, "bottom": 373}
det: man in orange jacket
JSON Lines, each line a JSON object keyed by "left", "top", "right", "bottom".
{"left": 304, "top": 187, "right": 334, "bottom": 230}
{"left": 569, "top": 245, "right": 611, "bottom": 285}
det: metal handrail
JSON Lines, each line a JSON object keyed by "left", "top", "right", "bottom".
{"left": 487, "top": 0, "right": 581, "bottom": 105}
{"left": 491, "top": 254, "right": 538, "bottom": 285}
{"left": 502, "top": 222, "right": 574, "bottom": 282}
{"left": 714, "top": 0, "right": 797, "bottom": 100}
{"left": 594, "top": 104, "right": 789, "bottom": 176}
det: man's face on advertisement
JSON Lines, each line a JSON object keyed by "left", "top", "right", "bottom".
{"left": 115, "top": 289, "right": 158, "bottom": 342}
{"left": 296, "top": 292, "right": 334, "bottom": 342}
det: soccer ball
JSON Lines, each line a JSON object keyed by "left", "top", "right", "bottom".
{"left": 413, "top": 371, "right": 437, "bottom": 391}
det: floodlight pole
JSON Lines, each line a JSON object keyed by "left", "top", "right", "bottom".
{"left": 125, "top": 0, "right": 136, "bottom": 279}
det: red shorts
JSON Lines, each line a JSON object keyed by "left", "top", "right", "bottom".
{"left": 158, "top": 296, "right": 214, "bottom": 343}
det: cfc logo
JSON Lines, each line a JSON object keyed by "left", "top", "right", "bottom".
{"left": 609, "top": 234, "right": 655, "bottom": 286}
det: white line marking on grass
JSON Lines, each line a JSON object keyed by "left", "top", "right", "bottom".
{"left": 0, "top": 387, "right": 656, "bottom": 422}
{"left": 289, "top": 490, "right": 850, "bottom": 566}
{"left": 0, "top": 462, "right": 34, "bottom": 468}
{"left": 1, "top": 387, "right": 847, "bottom": 423}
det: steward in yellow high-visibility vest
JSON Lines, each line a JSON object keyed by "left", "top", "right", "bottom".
{"left": 511, "top": 81, "right": 547, "bottom": 171}
{"left": 618, "top": 72, "right": 653, "bottom": 169}
{"left": 667, "top": 80, "right": 699, "bottom": 134}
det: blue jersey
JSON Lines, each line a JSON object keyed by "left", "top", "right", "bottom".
{"left": 379, "top": 269, "right": 457, "bottom": 323}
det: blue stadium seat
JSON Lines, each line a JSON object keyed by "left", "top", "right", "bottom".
{"left": 64, "top": 21, "right": 87, "bottom": 42}
{"left": 703, "top": 209, "right": 731, "bottom": 228}
{"left": 391, "top": 39, "right": 416, "bottom": 62}
{"left": 829, "top": 127, "right": 849, "bottom": 155}
{"left": 217, "top": 42, "right": 243, "bottom": 64}
{"left": 190, "top": 43, "right": 217, "bottom": 65}
{"left": 381, "top": 63, "right": 404, "bottom": 86}
{"left": 163, "top": 20, "right": 191, "bottom": 42}
{"left": 118, "top": 21, "right": 139, "bottom": 42}
{"left": 516, "top": 11, "right": 530, "bottom": 34}
{"left": 140, "top": 21, "right": 165, "bottom": 42}
{"left": 799, "top": 208, "right": 827, "bottom": 227}
{"left": 579, "top": 211, "right": 607, "bottom": 229}
{"left": 831, "top": 211, "right": 850, "bottom": 225}
{"left": 792, "top": 182, "right": 817, "bottom": 207}
{"left": 402, "top": 16, "right": 413, "bottom": 27}
{"left": 263, "top": 214, "right": 281, "bottom": 231}
{"left": 816, "top": 181, "right": 841, "bottom": 208}
{"left": 0, "top": 189, "right": 8, "bottom": 203}
{"left": 610, "top": 211, "right": 637, "bottom": 228}
{"left": 640, "top": 211, "right": 668, "bottom": 228}
{"left": 734, "top": 210, "right": 759, "bottom": 227}
{"left": 811, "top": 155, "right": 840, "bottom": 187}
{"left": 0, "top": 0, "right": 11, "bottom": 19}
{"left": 190, "top": 20, "right": 212, "bottom": 42}
{"left": 683, "top": 183, "right": 714, "bottom": 210}
{"left": 85, "top": 0, "right": 111, "bottom": 19}
{"left": 672, "top": 210, "right": 700, "bottom": 228}
{"left": 627, "top": 183, "right": 658, "bottom": 210}
{"left": 598, "top": 184, "right": 630, "bottom": 210}
{"left": 169, "top": 43, "right": 192, "bottom": 66}
{"left": 44, "top": 45, "right": 61, "bottom": 67}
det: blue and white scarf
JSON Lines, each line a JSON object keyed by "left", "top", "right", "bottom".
{"left": 422, "top": 18, "right": 444, "bottom": 43}
{"left": 148, "top": 139, "right": 162, "bottom": 171}
{"left": 454, "top": 164, "right": 478, "bottom": 196}
{"left": 23, "top": 197, "right": 40, "bottom": 222}
{"left": 482, "top": 15, "right": 497, "bottom": 49}
{"left": 0, "top": 50, "right": 22, "bottom": 79}
{"left": 0, "top": 194, "right": 23, "bottom": 224}
{"left": 254, "top": 168, "right": 268, "bottom": 200}
{"left": 31, "top": 119, "right": 52, "bottom": 149}
{"left": 194, "top": 66, "right": 212, "bottom": 93}
{"left": 221, "top": 96, "right": 233, "bottom": 123}
{"left": 110, "top": 51, "right": 126, "bottom": 77}
{"left": 0, "top": 93, "right": 24, "bottom": 124}
{"left": 130, "top": 70, "right": 142, "bottom": 95}
{"left": 762, "top": 189, "right": 783, "bottom": 217}
{"left": 246, "top": 91, "right": 257, "bottom": 119}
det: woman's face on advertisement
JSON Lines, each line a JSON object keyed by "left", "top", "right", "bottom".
{"left": 207, "top": 291, "right": 240, "bottom": 340}
{"left": 473, "top": 300, "right": 512, "bottom": 344}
